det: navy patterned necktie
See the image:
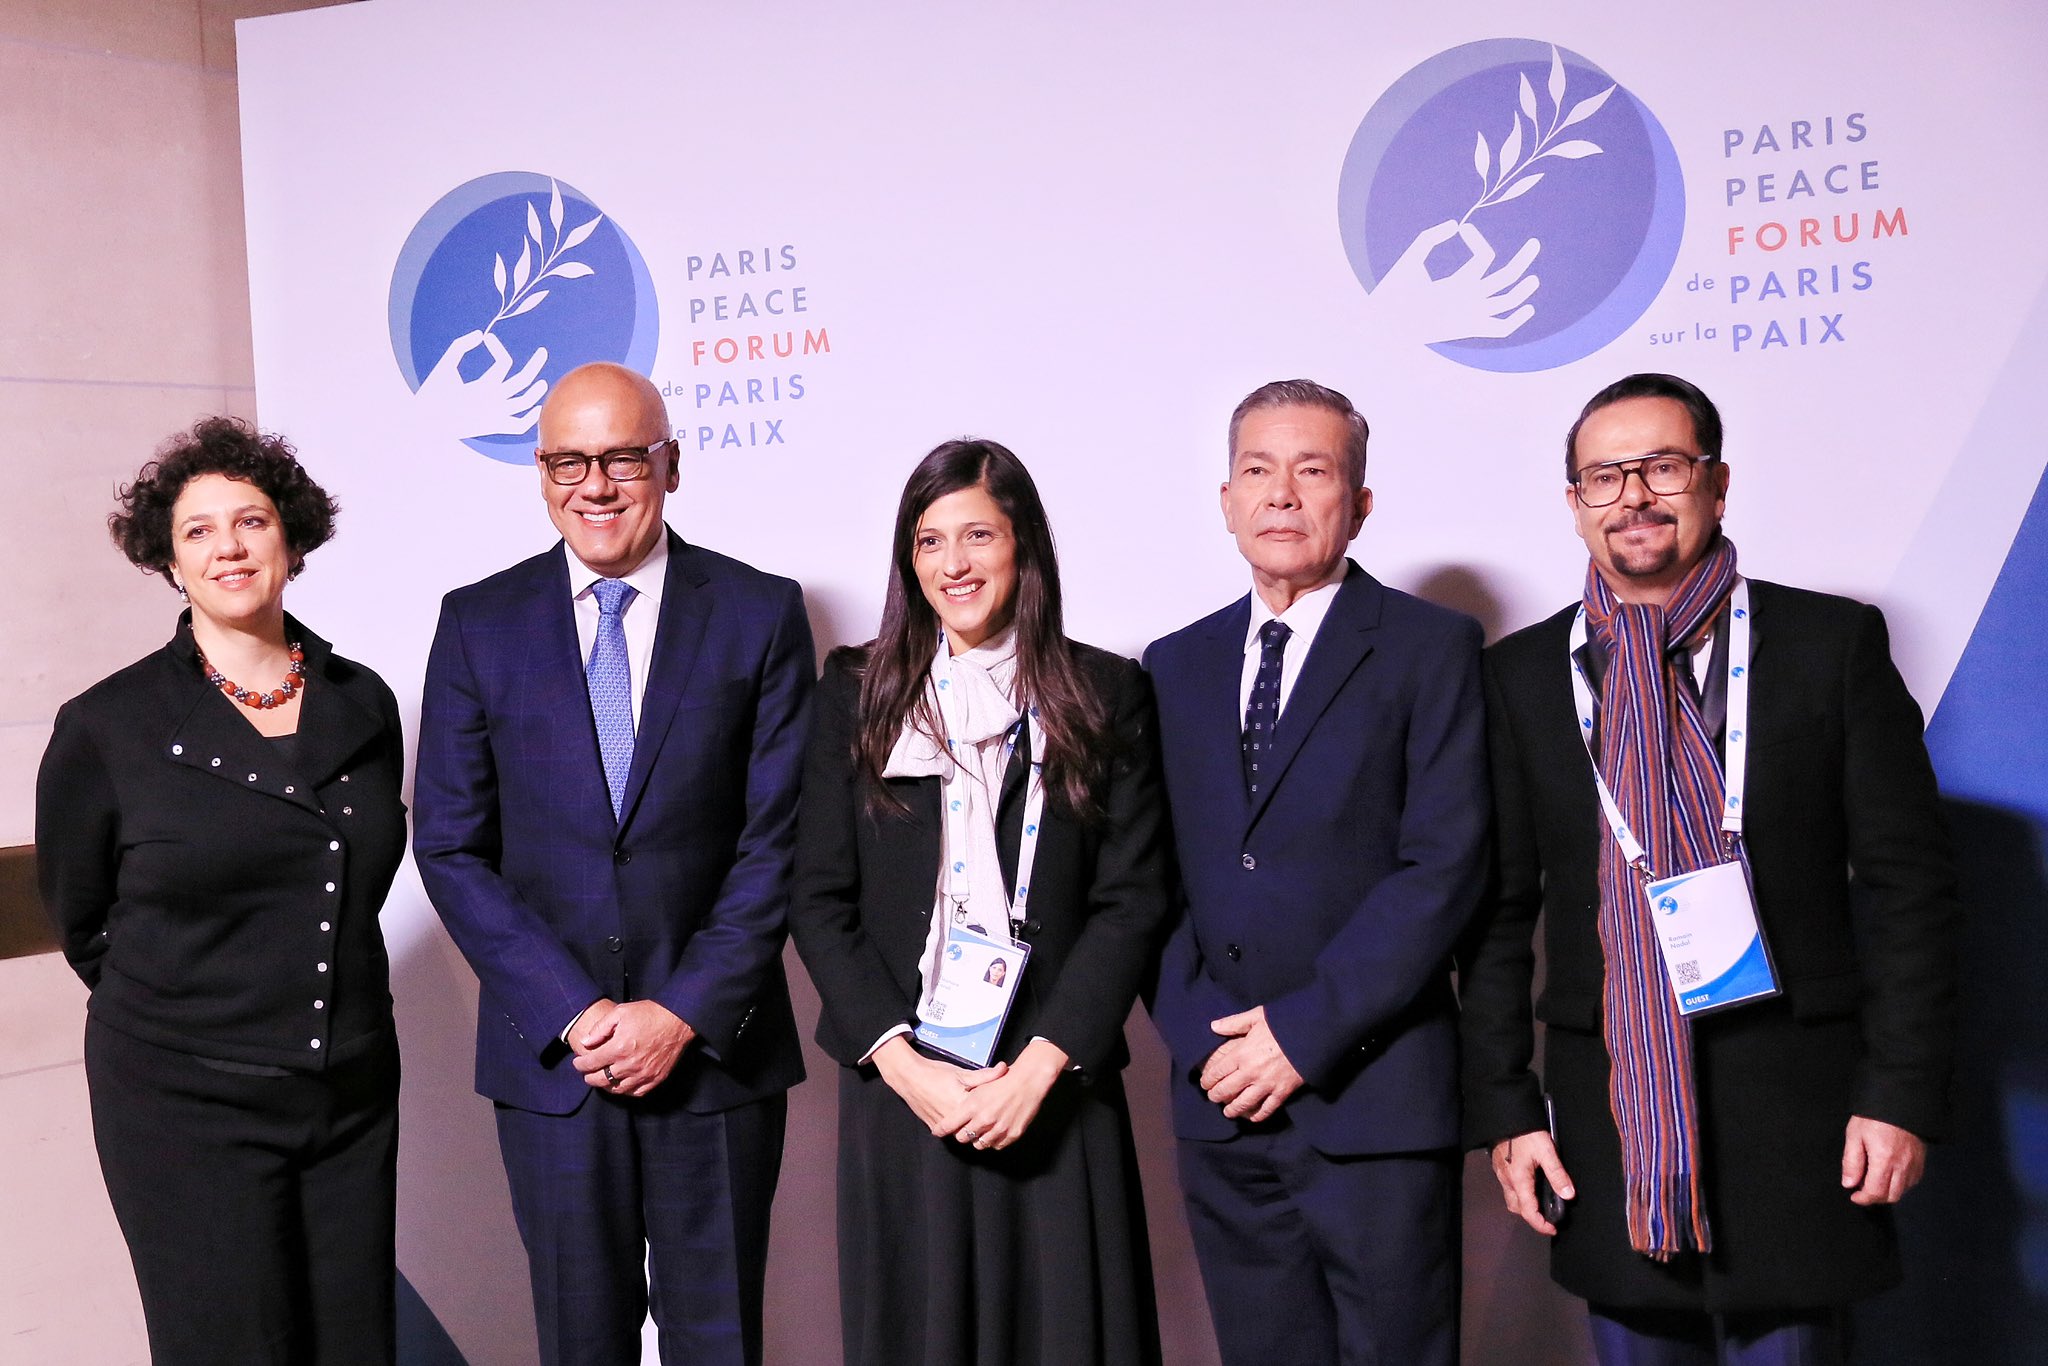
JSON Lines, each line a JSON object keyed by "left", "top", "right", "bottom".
{"left": 586, "top": 578, "right": 638, "bottom": 819}
{"left": 1241, "top": 618, "right": 1291, "bottom": 796}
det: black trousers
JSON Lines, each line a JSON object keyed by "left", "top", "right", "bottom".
{"left": 85, "top": 1016, "right": 399, "bottom": 1366}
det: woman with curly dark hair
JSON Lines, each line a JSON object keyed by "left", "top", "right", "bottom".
{"left": 35, "top": 417, "right": 407, "bottom": 1364}
{"left": 789, "top": 438, "right": 1170, "bottom": 1366}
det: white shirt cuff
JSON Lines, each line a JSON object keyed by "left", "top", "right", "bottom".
{"left": 562, "top": 1001, "right": 600, "bottom": 1044}
{"left": 859, "top": 1023, "right": 914, "bottom": 1064}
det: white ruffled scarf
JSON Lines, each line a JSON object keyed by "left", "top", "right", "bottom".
{"left": 882, "top": 628, "right": 1021, "bottom": 779}
{"left": 883, "top": 628, "right": 1023, "bottom": 995}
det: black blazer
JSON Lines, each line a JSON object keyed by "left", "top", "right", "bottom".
{"left": 1459, "top": 580, "right": 1961, "bottom": 1309}
{"left": 790, "top": 643, "right": 1173, "bottom": 1077}
{"left": 36, "top": 615, "right": 408, "bottom": 1070}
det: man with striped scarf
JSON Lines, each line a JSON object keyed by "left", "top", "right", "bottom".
{"left": 1460, "top": 373, "right": 1960, "bottom": 1364}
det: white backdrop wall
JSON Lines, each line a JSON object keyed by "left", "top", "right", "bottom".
{"left": 235, "top": 2, "right": 2048, "bottom": 1362}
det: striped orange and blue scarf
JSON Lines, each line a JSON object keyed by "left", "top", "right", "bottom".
{"left": 1583, "top": 535, "right": 1739, "bottom": 1260}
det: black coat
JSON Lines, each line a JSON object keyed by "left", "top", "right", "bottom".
{"left": 790, "top": 643, "right": 1173, "bottom": 1077}
{"left": 36, "top": 615, "right": 408, "bottom": 1069}
{"left": 1459, "top": 580, "right": 1961, "bottom": 1311}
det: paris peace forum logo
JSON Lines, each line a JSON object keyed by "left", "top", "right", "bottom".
{"left": 1337, "top": 39, "right": 1684, "bottom": 373}
{"left": 388, "top": 171, "right": 659, "bottom": 463}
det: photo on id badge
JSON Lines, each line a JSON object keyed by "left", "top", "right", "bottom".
{"left": 915, "top": 919, "right": 1030, "bottom": 1067}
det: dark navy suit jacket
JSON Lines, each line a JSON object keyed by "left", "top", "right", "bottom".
{"left": 1144, "top": 563, "right": 1488, "bottom": 1154}
{"left": 414, "top": 529, "right": 811, "bottom": 1116}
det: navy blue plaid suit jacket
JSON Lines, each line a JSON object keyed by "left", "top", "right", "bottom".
{"left": 414, "top": 529, "right": 811, "bottom": 1115}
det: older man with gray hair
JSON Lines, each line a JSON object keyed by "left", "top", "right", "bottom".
{"left": 1145, "top": 378, "right": 1488, "bottom": 1365}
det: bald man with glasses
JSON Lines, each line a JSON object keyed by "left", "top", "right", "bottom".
{"left": 416, "top": 363, "right": 813, "bottom": 1365}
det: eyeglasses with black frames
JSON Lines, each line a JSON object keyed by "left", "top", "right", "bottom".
{"left": 1570, "top": 451, "right": 1718, "bottom": 508}
{"left": 537, "top": 438, "right": 678, "bottom": 486}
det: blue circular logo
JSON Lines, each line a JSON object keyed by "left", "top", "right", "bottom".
{"left": 1337, "top": 40, "right": 1684, "bottom": 373}
{"left": 389, "top": 172, "right": 659, "bottom": 463}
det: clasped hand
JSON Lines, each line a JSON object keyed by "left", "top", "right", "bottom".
{"left": 1199, "top": 1004, "right": 1303, "bottom": 1122}
{"left": 872, "top": 1035, "right": 1068, "bottom": 1151}
{"left": 571, "top": 998, "right": 696, "bottom": 1098}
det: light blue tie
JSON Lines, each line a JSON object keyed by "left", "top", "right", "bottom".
{"left": 586, "top": 579, "right": 637, "bottom": 820}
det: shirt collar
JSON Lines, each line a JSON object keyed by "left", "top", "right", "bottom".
{"left": 1244, "top": 563, "right": 1349, "bottom": 653}
{"left": 564, "top": 530, "right": 670, "bottom": 609}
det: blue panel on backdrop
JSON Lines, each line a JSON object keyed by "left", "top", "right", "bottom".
{"left": 398, "top": 1269, "right": 468, "bottom": 1366}
{"left": 1857, "top": 462, "right": 2048, "bottom": 1362}
{"left": 1926, "top": 462, "right": 2048, "bottom": 820}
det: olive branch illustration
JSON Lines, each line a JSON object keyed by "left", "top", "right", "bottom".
{"left": 484, "top": 178, "right": 602, "bottom": 333}
{"left": 1462, "top": 46, "right": 1616, "bottom": 222}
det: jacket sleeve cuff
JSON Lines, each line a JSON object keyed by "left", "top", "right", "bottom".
{"left": 1850, "top": 1066, "right": 1950, "bottom": 1144}
{"left": 1262, "top": 990, "right": 1352, "bottom": 1089}
{"left": 859, "top": 1023, "right": 914, "bottom": 1065}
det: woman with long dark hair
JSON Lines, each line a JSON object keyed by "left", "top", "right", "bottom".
{"left": 790, "top": 439, "right": 1170, "bottom": 1366}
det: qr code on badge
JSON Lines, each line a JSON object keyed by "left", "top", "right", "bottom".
{"left": 926, "top": 1000, "right": 946, "bottom": 1021}
{"left": 1675, "top": 960, "right": 1702, "bottom": 987}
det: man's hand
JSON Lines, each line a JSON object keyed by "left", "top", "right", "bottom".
{"left": 1841, "top": 1115, "right": 1927, "bottom": 1206}
{"left": 870, "top": 1035, "right": 1005, "bottom": 1135}
{"left": 1489, "top": 1129, "right": 1575, "bottom": 1236}
{"left": 1199, "top": 1005, "right": 1304, "bottom": 1122}
{"left": 571, "top": 999, "right": 696, "bottom": 1097}
{"left": 949, "top": 1039, "right": 1068, "bottom": 1151}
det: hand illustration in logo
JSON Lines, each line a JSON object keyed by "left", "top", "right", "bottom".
{"left": 392, "top": 174, "right": 651, "bottom": 459}
{"left": 1658, "top": 895, "right": 1680, "bottom": 916}
{"left": 414, "top": 330, "right": 550, "bottom": 437}
{"left": 1361, "top": 219, "right": 1541, "bottom": 344}
{"left": 1358, "top": 49, "right": 1615, "bottom": 348}
{"left": 1340, "top": 41, "right": 1680, "bottom": 372}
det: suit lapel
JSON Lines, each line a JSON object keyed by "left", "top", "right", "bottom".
{"left": 1685, "top": 595, "right": 1763, "bottom": 747}
{"left": 617, "top": 533, "right": 712, "bottom": 830}
{"left": 1245, "top": 566, "right": 1380, "bottom": 829}
{"left": 994, "top": 722, "right": 1035, "bottom": 893}
{"left": 1189, "top": 597, "right": 1255, "bottom": 821}
{"left": 997, "top": 718, "right": 1031, "bottom": 811}
{"left": 288, "top": 627, "right": 386, "bottom": 789}
{"left": 905, "top": 775, "right": 945, "bottom": 890}
{"left": 522, "top": 549, "right": 619, "bottom": 824}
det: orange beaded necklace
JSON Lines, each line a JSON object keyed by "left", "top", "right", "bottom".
{"left": 198, "top": 642, "right": 306, "bottom": 710}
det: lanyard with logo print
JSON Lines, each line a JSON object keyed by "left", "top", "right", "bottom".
{"left": 913, "top": 689, "right": 1046, "bottom": 1066}
{"left": 936, "top": 706, "right": 1048, "bottom": 940}
{"left": 1569, "top": 578, "right": 1777, "bottom": 1015}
